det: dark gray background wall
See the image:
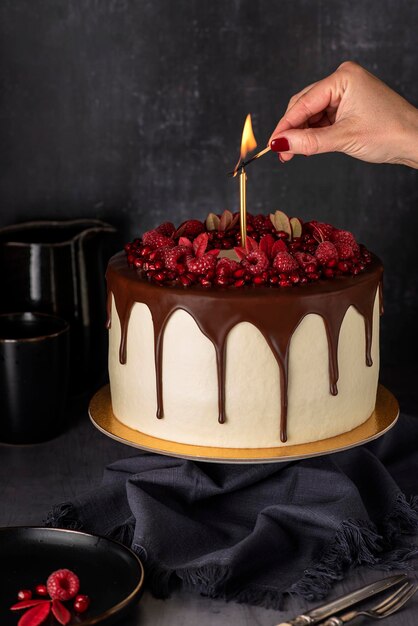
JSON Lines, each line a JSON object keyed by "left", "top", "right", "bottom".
{"left": 0, "top": 1, "right": 417, "bottom": 367}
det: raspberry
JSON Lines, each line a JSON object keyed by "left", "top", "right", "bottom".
{"left": 216, "top": 257, "right": 240, "bottom": 276}
{"left": 186, "top": 254, "right": 217, "bottom": 275}
{"left": 242, "top": 250, "right": 269, "bottom": 275}
{"left": 179, "top": 219, "right": 205, "bottom": 239}
{"left": 46, "top": 569, "right": 80, "bottom": 601}
{"left": 253, "top": 214, "right": 273, "bottom": 234}
{"left": 335, "top": 242, "right": 354, "bottom": 260}
{"left": 332, "top": 230, "right": 360, "bottom": 255}
{"left": 294, "top": 252, "right": 318, "bottom": 272}
{"left": 156, "top": 221, "right": 175, "bottom": 237}
{"left": 315, "top": 241, "right": 338, "bottom": 266}
{"left": 142, "top": 230, "right": 174, "bottom": 249}
{"left": 163, "top": 245, "right": 192, "bottom": 271}
{"left": 310, "top": 221, "right": 335, "bottom": 241}
{"left": 273, "top": 251, "right": 298, "bottom": 273}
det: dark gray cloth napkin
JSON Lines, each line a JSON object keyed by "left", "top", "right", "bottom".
{"left": 47, "top": 414, "right": 418, "bottom": 609}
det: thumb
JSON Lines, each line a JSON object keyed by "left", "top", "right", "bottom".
{"left": 271, "top": 124, "right": 349, "bottom": 157}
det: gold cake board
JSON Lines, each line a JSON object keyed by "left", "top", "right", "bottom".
{"left": 89, "top": 384, "right": 399, "bottom": 464}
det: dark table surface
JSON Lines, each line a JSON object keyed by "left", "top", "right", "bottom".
{"left": 1, "top": 366, "right": 417, "bottom": 625}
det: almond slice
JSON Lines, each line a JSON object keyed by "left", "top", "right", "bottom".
{"left": 205, "top": 213, "right": 220, "bottom": 231}
{"left": 290, "top": 217, "right": 302, "bottom": 239}
{"left": 269, "top": 211, "right": 292, "bottom": 238}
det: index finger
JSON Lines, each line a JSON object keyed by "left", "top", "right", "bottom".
{"left": 269, "top": 72, "right": 343, "bottom": 142}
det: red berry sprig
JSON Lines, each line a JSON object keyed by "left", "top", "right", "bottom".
{"left": 125, "top": 211, "right": 373, "bottom": 289}
{"left": 11, "top": 569, "right": 91, "bottom": 626}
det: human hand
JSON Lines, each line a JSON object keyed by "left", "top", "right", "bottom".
{"left": 269, "top": 61, "right": 418, "bottom": 168}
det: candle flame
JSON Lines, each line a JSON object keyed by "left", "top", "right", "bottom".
{"left": 240, "top": 114, "right": 257, "bottom": 160}
{"left": 233, "top": 114, "right": 257, "bottom": 177}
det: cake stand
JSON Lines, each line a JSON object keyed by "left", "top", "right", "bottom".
{"left": 89, "top": 384, "right": 399, "bottom": 464}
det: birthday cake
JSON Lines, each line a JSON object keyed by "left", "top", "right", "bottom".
{"left": 106, "top": 211, "right": 382, "bottom": 448}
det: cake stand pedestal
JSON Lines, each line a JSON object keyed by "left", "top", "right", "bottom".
{"left": 89, "top": 384, "right": 399, "bottom": 464}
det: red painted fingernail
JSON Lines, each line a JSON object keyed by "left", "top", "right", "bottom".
{"left": 271, "top": 137, "right": 290, "bottom": 152}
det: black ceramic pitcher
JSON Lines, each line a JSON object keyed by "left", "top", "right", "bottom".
{"left": 0, "top": 219, "right": 117, "bottom": 391}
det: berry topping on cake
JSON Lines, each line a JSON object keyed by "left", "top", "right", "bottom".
{"left": 156, "top": 221, "right": 176, "bottom": 237}
{"left": 273, "top": 251, "right": 299, "bottom": 273}
{"left": 125, "top": 210, "right": 372, "bottom": 288}
{"left": 142, "top": 229, "right": 174, "bottom": 250}
{"left": 315, "top": 241, "right": 338, "bottom": 265}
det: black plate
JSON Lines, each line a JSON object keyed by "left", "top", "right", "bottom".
{"left": 0, "top": 527, "right": 144, "bottom": 625}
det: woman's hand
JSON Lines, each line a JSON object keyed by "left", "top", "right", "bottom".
{"left": 269, "top": 61, "right": 418, "bottom": 168}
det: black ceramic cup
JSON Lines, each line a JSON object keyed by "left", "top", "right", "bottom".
{"left": 0, "top": 312, "right": 69, "bottom": 444}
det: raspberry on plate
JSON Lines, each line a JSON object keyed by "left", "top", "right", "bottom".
{"left": 46, "top": 569, "right": 80, "bottom": 601}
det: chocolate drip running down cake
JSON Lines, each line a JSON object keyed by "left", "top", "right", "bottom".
{"left": 106, "top": 211, "right": 383, "bottom": 449}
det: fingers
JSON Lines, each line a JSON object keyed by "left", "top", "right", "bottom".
{"left": 273, "top": 123, "right": 349, "bottom": 158}
{"left": 269, "top": 71, "right": 344, "bottom": 144}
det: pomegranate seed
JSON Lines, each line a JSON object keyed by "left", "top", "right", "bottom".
{"left": 234, "top": 269, "right": 245, "bottom": 279}
{"left": 307, "top": 272, "right": 320, "bottom": 281}
{"left": 279, "top": 279, "right": 291, "bottom": 287}
{"left": 234, "top": 279, "right": 245, "bottom": 287}
{"left": 359, "top": 263, "right": 365, "bottom": 270}
{"left": 200, "top": 278, "right": 212, "bottom": 287}
{"left": 35, "top": 584, "right": 48, "bottom": 597}
{"left": 127, "top": 254, "right": 135, "bottom": 265}
{"left": 17, "top": 590, "right": 32, "bottom": 601}
{"left": 175, "top": 263, "right": 186, "bottom": 275}
{"left": 299, "top": 276, "right": 308, "bottom": 284}
{"left": 148, "top": 263, "right": 156, "bottom": 271}
{"left": 289, "top": 272, "right": 300, "bottom": 284}
{"left": 306, "top": 263, "right": 316, "bottom": 273}
{"left": 215, "top": 276, "right": 230, "bottom": 287}
{"left": 74, "top": 594, "right": 90, "bottom": 614}
{"left": 269, "top": 275, "right": 279, "bottom": 284}
{"left": 153, "top": 272, "right": 166, "bottom": 281}
{"left": 337, "top": 261, "right": 349, "bottom": 272}
{"left": 134, "top": 258, "right": 143, "bottom": 269}
{"left": 275, "top": 230, "right": 286, "bottom": 239}
{"left": 180, "top": 275, "right": 191, "bottom": 287}
{"left": 253, "top": 276, "right": 265, "bottom": 285}
{"left": 324, "top": 268, "right": 334, "bottom": 278}
{"left": 327, "top": 259, "right": 337, "bottom": 268}
{"left": 154, "top": 261, "right": 164, "bottom": 270}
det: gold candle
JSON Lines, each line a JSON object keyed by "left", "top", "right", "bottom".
{"left": 240, "top": 167, "right": 247, "bottom": 246}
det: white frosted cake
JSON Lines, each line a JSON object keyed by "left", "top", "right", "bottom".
{"left": 106, "top": 211, "right": 382, "bottom": 449}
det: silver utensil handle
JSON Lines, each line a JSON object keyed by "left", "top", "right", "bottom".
{"left": 276, "top": 617, "right": 314, "bottom": 626}
{"left": 322, "top": 618, "right": 344, "bottom": 626}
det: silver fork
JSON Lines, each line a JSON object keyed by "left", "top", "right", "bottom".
{"left": 322, "top": 581, "right": 417, "bottom": 625}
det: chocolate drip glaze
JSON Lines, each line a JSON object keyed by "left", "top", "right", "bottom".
{"left": 106, "top": 252, "right": 383, "bottom": 442}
